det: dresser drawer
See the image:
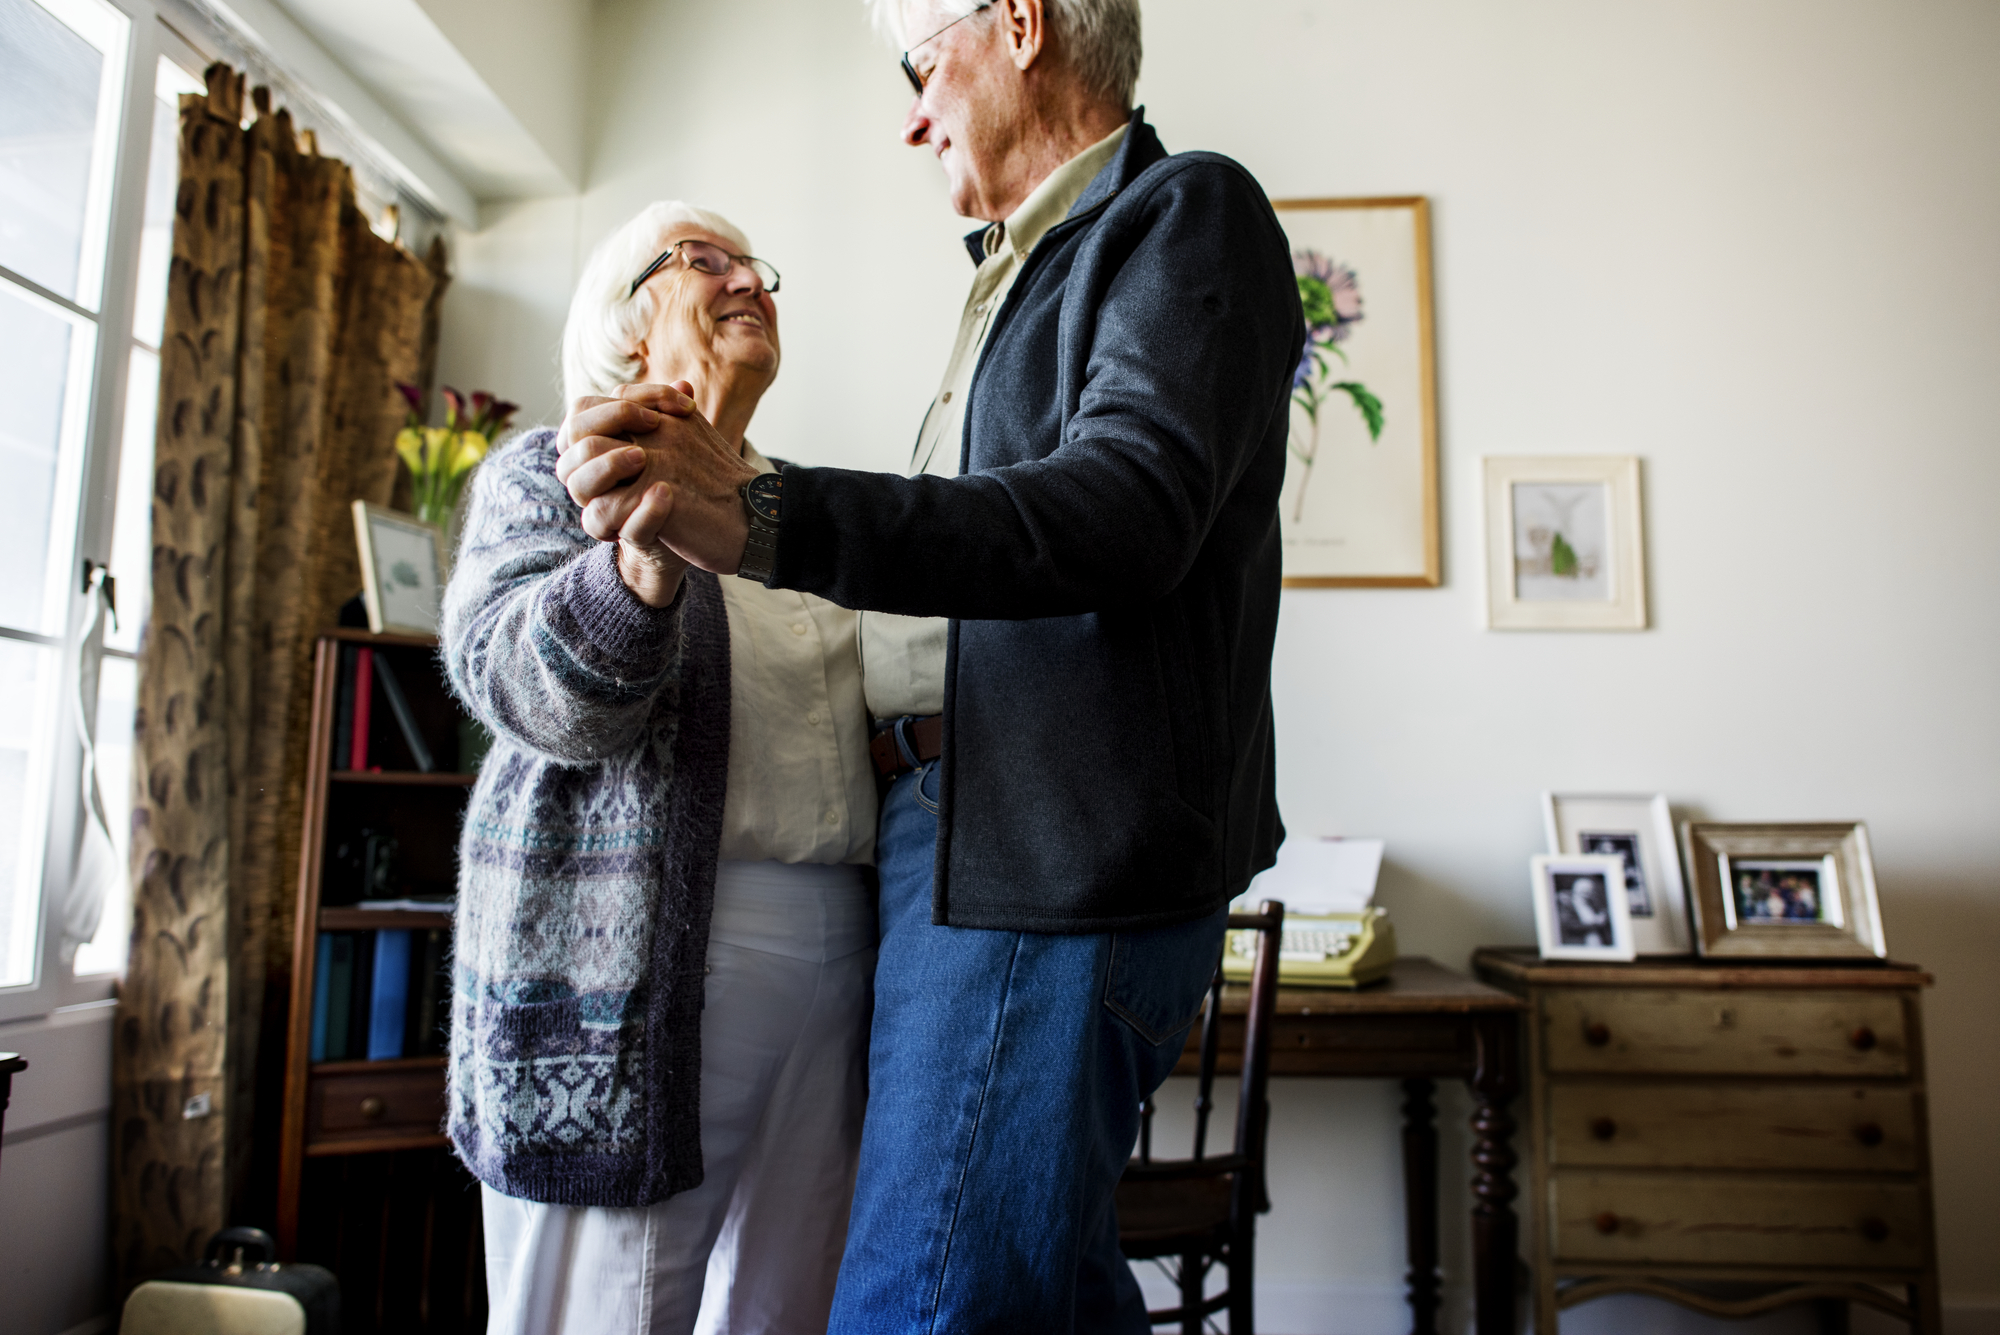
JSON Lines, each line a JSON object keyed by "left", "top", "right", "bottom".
{"left": 1548, "top": 1080, "right": 1918, "bottom": 1171}
{"left": 1540, "top": 988, "right": 1907, "bottom": 1077}
{"left": 307, "top": 1063, "right": 447, "bottom": 1149}
{"left": 1550, "top": 1172, "right": 1926, "bottom": 1269}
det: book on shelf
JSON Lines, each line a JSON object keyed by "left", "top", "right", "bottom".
{"left": 353, "top": 897, "right": 455, "bottom": 914}
{"left": 371, "top": 654, "right": 435, "bottom": 772}
{"left": 331, "top": 644, "right": 357, "bottom": 772}
{"left": 367, "top": 929, "right": 412, "bottom": 1060}
{"left": 308, "top": 927, "right": 453, "bottom": 1062}
{"left": 350, "top": 648, "right": 375, "bottom": 770}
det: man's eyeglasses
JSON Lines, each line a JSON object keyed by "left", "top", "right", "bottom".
{"left": 628, "top": 239, "right": 780, "bottom": 298}
{"left": 900, "top": 0, "right": 996, "bottom": 96}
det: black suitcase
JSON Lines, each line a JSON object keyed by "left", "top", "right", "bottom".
{"left": 121, "top": 1226, "right": 341, "bottom": 1335}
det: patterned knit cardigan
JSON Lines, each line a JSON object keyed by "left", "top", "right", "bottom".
{"left": 439, "top": 427, "right": 731, "bottom": 1208}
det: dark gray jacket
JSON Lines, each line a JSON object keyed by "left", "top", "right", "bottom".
{"left": 772, "top": 110, "right": 1302, "bottom": 933}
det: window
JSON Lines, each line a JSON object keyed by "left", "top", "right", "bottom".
{"left": 0, "top": 0, "right": 202, "bottom": 1013}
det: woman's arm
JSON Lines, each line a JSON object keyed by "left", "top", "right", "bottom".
{"left": 442, "top": 428, "right": 686, "bottom": 763}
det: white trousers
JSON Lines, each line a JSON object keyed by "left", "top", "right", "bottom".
{"left": 482, "top": 860, "right": 876, "bottom": 1335}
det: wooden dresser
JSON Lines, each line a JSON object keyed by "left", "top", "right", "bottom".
{"left": 1472, "top": 949, "right": 1940, "bottom": 1334}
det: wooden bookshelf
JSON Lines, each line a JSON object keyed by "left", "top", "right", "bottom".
{"left": 276, "top": 630, "right": 485, "bottom": 1331}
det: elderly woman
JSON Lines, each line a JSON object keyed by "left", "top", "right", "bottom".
{"left": 441, "top": 202, "right": 877, "bottom": 1334}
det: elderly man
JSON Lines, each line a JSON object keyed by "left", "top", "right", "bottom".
{"left": 557, "top": 0, "right": 1301, "bottom": 1328}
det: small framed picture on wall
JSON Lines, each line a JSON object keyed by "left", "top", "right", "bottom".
{"left": 1483, "top": 456, "right": 1647, "bottom": 630}
{"left": 1531, "top": 853, "right": 1636, "bottom": 962}
{"left": 1543, "top": 792, "right": 1691, "bottom": 955}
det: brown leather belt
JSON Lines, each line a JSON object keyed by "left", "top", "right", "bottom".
{"left": 870, "top": 714, "right": 943, "bottom": 780}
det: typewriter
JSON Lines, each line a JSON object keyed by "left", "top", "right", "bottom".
{"left": 1223, "top": 836, "right": 1397, "bottom": 989}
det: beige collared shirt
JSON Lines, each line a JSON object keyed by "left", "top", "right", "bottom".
{"left": 717, "top": 444, "right": 878, "bottom": 864}
{"left": 858, "top": 123, "right": 1128, "bottom": 720}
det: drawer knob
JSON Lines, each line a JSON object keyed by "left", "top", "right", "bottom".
{"left": 1849, "top": 1025, "right": 1877, "bottom": 1051}
{"left": 359, "top": 1096, "right": 387, "bottom": 1121}
{"left": 1861, "top": 1217, "right": 1889, "bottom": 1243}
{"left": 1855, "top": 1122, "right": 1884, "bottom": 1148}
{"left": 1584, "top": 1022, "right": 1611, "bottom": 1047}
{"left": 1593, "top": 1212, "right": 1620, "bottom": 1236}
{"left": 1590, "top": 1117, "right": 1618, "bottom": 1141}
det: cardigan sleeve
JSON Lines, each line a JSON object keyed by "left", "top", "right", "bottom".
{"left": 441, "top": 428, "right": 689, "bottom": 764}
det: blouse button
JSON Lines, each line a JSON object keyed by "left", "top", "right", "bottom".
{"left": 790, "top": 622, "right": 807, "bottom": 636}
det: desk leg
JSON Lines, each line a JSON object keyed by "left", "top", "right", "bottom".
{"left": 1401, "top": 1078, "right": 1440, "bottom": 1335}
{"left": 1469, "top": 1013, "right": 1521, "bottom": 1335}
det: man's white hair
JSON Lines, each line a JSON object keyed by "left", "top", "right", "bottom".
{"left": 561, "top": 201, "right": 753, "bottom": 407}
{"left": 866, "top": 0, "right": 1141, "bottom": 111}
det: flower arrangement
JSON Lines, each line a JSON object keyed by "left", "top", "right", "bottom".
{"left": 1289, "top": 250, "right": 1384, "bottom": 521}
{"left": 394, "top": 383, "right": 518, "bottom": 528}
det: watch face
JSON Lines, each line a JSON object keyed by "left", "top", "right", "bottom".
{"left": 745, "top": 473, "right": 783, "bottom": 523}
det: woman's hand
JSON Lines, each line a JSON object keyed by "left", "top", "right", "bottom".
{"left": 557, "top": 390, "right": 690, "bottom": 607}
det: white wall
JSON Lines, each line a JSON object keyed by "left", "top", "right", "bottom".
{"left": 432, "top": 1, "right": 2000, "bottom": 1329}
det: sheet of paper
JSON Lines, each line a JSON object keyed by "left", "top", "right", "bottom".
{"left": 1240, "top": 837, "right": 1384, "bottom": 914}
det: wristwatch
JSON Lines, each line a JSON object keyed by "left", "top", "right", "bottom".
{"left": 738, "top": 472, "right": 783, "bottom": 583}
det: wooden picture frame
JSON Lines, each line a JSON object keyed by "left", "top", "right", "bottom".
{"left": 1530, "top": 853, "right": 1636, "bottom": 962}
{"left": 1542, "top": 792, "right": 1690, "bottom": 955}
{"left": 1484, "top": 455, "right": 1647, "bottom": 630}
{"left": 352, "top": 501, "right": 444, "bottom": 636}
{"left": 1681, "top": 821, "right": 1887, "bottom": 960}
{"left": 1270, "top": 196, "right": 1440, "bottom": 587}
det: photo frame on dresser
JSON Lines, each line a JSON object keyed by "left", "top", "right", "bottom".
{"left": 1530, "top": 853, "right": 1636, "bottom": 961}
{"left": 1543, "top": 792, "right": 1690, "bottom": 955}
{"left": 1681, "top": 821, "right": 1887, "bottom": 959}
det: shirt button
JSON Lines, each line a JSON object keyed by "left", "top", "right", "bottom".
{"left": 823, "top": 810, "right": 839, "bottom": 826}
{"left": 790, "top": 622, "right": 806, "bottom": 636}
{"left": 973, "top": 302, "right": 988, "bottom": 314}
{"left": 941, "top": 390, "right": 953, "bottom": 403}
{"left": 806, "top": 711, "right": 821, "bottom": 726}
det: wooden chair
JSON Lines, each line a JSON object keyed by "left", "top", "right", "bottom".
{"left": 1118, "top": 901, "right": 1284, "bottom": 1334}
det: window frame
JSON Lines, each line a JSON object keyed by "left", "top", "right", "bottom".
{"left": 0, "top": 0, "right": 205, "bottom": 1021}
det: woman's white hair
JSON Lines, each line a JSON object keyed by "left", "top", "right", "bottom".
{"left": 865, "top": 0, "right": 1141, "bottom": 111}
{"left": 561, "top": 201, "right": 753, "bottom": 407}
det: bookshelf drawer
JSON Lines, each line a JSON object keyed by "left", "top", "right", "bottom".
{"left": 308, "top": 1064, "right": 447, "bottom": 1150}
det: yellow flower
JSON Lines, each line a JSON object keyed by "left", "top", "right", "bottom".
{"left": 449, "top": 430, "right": 489, "bottom": 477}
{"left": 395, "top": 427, "right": 425, "bottom": 476}
{"left": 422, "top": 427, "right": 454, "bottom": 474}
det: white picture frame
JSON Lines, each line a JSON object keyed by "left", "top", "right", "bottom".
{"left": 1483, "top": 455, "right": 1646, "bottom": 630}
{"left": 1531, "top": 853, "right": 1636, "bottom": 962}
{"left": 1542, "top": 792, "right": 1691, "bottom": 955}
{"left": 352, "top": 501, "right": 444, "bottom": 635}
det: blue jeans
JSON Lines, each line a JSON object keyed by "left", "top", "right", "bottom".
{"left": 827, "top": 761, "right": 1229, "bottom": 1335}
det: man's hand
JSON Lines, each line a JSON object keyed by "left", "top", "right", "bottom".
{"left": 556, "top": 383, "right": 758, "bottom": 575}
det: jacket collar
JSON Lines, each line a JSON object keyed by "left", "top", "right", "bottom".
{"left": 960, "top": 107, "right": 1165, "bottom": 265}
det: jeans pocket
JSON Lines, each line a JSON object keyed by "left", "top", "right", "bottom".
{"left": 1101, "top": 905, "right": 1229, "bottom": 1047}
{"left": 912, "top": 760, "right": 942, "bottom": 816}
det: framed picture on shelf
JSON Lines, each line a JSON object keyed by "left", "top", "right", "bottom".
{"left": 1530, "top": 853, "right": 1636, "bottom": 962}
{"left": 352, "top": 501, "right": 444, "bottom": 636}
{"left": 1270, "top": 196, "right": 1439, "bottom": 587}
{"left": 1681, "top": 821, "right": 1886, "bottom": 959}
{"left": 1483, "top": 456, "right": 1646, "bottom": 630}
{"left": 1542, "top": 792, "right": 1690, "bottom": 955}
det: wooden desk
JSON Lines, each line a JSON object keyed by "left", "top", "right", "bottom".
{"left": 1176, "top": 957, "right": 1527, "bottom": 1335}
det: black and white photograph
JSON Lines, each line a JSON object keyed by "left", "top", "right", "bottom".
{"left": 1530, "top": 853, "right": 1636, "bottom": 961}
{"left": 1543, "top": 792, "right": 1690, "bottom": 954}
{"left": 1579, "top": 830, "right": 1651, "bottom": 916}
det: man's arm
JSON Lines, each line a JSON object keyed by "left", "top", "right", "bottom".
{"left": 560, "top": 160, "right": 1299, "bottom": 616}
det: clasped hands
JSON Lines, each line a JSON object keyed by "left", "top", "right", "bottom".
{"left": 556, "top": 383, "right": 758, "bottom": 607}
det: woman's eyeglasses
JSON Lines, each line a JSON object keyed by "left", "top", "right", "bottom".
{"left": 901, "top": 0, "right": 996, "bottom": 96}
{"left": 629, "top": 239, "right": 780, "bottom": 298}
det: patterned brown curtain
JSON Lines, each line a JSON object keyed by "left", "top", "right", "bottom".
{"left": 113, "top": 63, "right": 449, "bottom": 1287}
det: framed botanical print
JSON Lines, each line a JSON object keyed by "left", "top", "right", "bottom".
{"left": 1271, "top": 197, "right": 1440, "bottom": 587}
{"left": 1483, "top": 455, "right": 1647, "bottom": 630}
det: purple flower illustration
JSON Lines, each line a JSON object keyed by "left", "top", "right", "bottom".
{"left": 1289, "top": 249, "right": 1385, "bottom": 521}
